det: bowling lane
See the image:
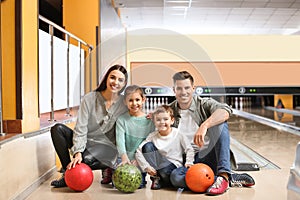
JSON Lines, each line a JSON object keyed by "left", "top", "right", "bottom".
{"left": 228, "top": 114, "right": 300, "bottom": 170}
{"left": 245, "top": 107, "right": 300, "bottom": 127}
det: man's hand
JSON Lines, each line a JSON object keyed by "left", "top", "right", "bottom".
{"left": 194, "top": 124, "right": 208, "bottom": 147}
{"left": 146, "top": 166, "right": 157, "bottom": 176}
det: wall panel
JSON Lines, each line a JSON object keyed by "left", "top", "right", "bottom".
{"left": 131, "top": 62, "right": 300, "bottom": 87}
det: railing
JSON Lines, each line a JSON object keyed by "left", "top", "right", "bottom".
{"left": 39, "top": 15, "right": 93, "bottom": 121}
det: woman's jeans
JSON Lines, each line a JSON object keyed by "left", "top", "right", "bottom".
{"left": 142, "top": 142, "right": 177, "bottom": 187}
{"left": 170, "top": 122, "right": 231, "bottom": 189}
{"left": 50, "top": 123, "right": 117, "bottom": 171}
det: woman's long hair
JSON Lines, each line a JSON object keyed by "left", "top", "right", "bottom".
{"left": 95, "top": 64, "right": 128, "bottom": 94}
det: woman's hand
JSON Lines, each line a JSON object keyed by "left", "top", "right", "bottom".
{"left": 67, "top": 152, "right": 82, "bottom": 169}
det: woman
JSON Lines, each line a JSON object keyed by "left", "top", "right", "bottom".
{"left": 50, "top": 64, "right": 128, "bottom": 188}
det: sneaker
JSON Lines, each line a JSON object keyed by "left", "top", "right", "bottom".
{"left": 101, "top": 168, "right": 113, "bottom": 184}
{"left": 50, "top": 175, "right": 67, "bottom": 188}
{"left": 230, "top": 173, "right": 255, "bottom": 187}
{"left": 138, "top": 173, "right": 147, "bottom": 189}
{"left": 206, "top": 176, "right": 229, "bottom": 195}
{"left": 150, "top": 176, "right": 161, "bottom": 190}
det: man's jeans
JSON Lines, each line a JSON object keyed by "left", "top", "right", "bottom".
{"left": 170, "top": 122, "right": 231, "bottom": 188}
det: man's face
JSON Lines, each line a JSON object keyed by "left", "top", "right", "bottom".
{"left": 173, "top": 79, "right": 195, "bottom": 109}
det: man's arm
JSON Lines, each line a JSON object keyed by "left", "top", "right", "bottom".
{"left": 194, "top": 108, "right": 230, "bottom": 147}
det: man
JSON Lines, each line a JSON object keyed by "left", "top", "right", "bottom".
{"left": 169, "top": 71, "right": 255, "bottom": 195}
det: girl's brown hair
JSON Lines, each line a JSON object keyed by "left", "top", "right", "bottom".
{"left": 124, "top": 85, "right": 145, "bottom": 99}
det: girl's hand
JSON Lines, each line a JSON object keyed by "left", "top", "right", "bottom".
{"left": 146, "top": 112, "right": 153, "bottom": 120}
{"left": 119, "top": 154, "right": 131, "bottom": 166}
{"left": 145, "top": 166, "right": 157, "bottom": 176}
{"left": 119, "top": 160, "right": 131, "bottom": 166}
{"left": 67, "top": 152, "right": 82, "bottom": 169}
{"left": 131, "top": 159, "right": 138, "bottom": 166}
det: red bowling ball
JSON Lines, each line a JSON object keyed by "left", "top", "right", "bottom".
{"left": 65, "top": 163, "right": 94, "bottom": 192}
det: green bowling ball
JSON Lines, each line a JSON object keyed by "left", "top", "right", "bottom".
{"left": 112, "top": 164, "right": 142, "bottom": 193}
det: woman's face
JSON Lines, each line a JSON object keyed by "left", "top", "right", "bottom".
{"left": 106, "top": 70, "right": 126, "bottom": 94}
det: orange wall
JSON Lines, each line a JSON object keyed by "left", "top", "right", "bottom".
{"left": 63, "top": 0, "right": 99, "bottom": 47}
{"left": 217, "top": 62, "right": 300, "bottom": 86}
{"left": 131, "top": 62, "right": 300, "bottom": 87}
{"left": 274, "top": 95, "right": 293, "bottom": 109}
{"left": 274, "top": 94, "right": 293, "bottom": 121}
{"left": 1, "top": 0, "right": 17, "bottom": 119}
{"left": 0, "top": 0, "right": 39, "bottom": 133}
{"left": 21, "top": 0, "right": 39, "bottom": 132}
{"left": 63, "top": 0, "right": 99, "bottom": 91}
{"left": 127, "top": 34, "right": 300, "bottom": 88}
